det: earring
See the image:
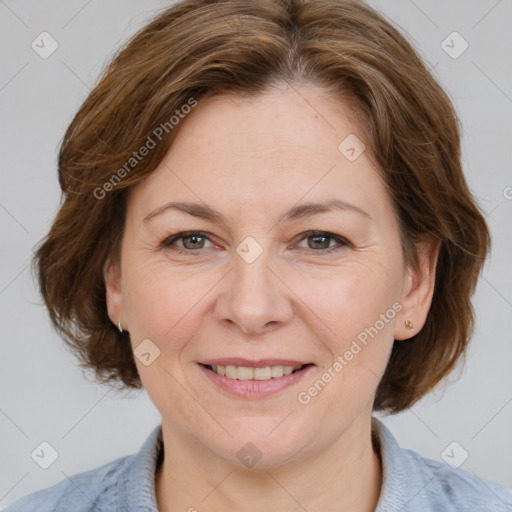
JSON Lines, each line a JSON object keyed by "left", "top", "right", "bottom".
{"left": 118, "top": 321, "right": 123, "bottom": 333}
{"left": 404, "top": 319, "right": 414, "bottom": 331}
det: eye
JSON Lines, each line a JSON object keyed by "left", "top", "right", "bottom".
{"left": 160, "top": 230, "right": 350, "bottom": 255}
{"left": 295, "top": 230, "right": 349, "bottom": 253}
{"left": 161, "top": 231, "right": 215, "bottom": 253}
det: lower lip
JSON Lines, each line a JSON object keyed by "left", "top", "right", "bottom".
{"left": 198, "top": 364, "right": 314, "bottom": 399}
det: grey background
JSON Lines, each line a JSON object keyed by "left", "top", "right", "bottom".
{"left": 1, "top": 0, "right": 511, "bottom": 508}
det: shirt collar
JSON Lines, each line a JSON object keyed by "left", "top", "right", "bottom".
{"left": 372, "top": 416, "right": 434, "bottom": 511}
{"left": 116, "top": 423, "right": 163, "bottom": 511}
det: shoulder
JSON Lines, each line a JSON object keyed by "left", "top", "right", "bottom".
{"left": 4, "top": 424, "right": 163, "bottom": 512}
{"left": 400, "top": 446, "right": 512, "bottom": 511}
{"left": 3, "top": 454, "right": 131, "bottom": 512}
{"left": 372, "top": 417, "right": 512, "bottom": 511}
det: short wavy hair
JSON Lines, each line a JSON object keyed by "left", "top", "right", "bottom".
{"left": 33, "top": 0, "right": 490, "bottom": 414}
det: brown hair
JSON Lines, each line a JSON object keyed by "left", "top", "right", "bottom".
{"left": 33, "top": 0, "right": 490, "bottom": 413}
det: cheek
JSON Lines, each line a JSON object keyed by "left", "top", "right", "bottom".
{"left": 288, "top": 257, "right": 402, "bottom": 409}
{"left": 123, "top": 258, "right": 216, "bottom": 352}
{"left": 293, "top": 271, "right": 399, "bottom": 424}
{"left": 294, "top": 257, "right": 402, "bottom": 338}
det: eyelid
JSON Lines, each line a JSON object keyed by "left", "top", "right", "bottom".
{"left": 160, "top": 230, "right": 351, "bottom": 253}
{"left": 294, "top": 230, "right": 351, "bottom": 250}
{"left": 161, "top": 231, "right": 217, "bottom": 250}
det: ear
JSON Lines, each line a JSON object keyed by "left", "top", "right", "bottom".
{"left": 394, "top": 238, "right": 441, "bottom": 340}
{"left": 103, "top": 256, "right": 126, "bottom": 331}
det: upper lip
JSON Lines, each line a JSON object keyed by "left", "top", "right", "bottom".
{"left": 199, "top": 358, "right": 312, "bottom": 368}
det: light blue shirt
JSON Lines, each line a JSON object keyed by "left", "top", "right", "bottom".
{"left": 4, "top": 417, "right": 512, "bottom": 511}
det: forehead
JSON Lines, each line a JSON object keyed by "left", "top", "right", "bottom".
{"left": 171, "top": 85, "right": 363, "bottom": 165}
{"left": 127, "top": 85, "right": 392, "bottom": 225}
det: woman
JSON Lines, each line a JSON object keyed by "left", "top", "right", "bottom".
{"left": 5, "top": 0, "right": 511, "bottom": 510}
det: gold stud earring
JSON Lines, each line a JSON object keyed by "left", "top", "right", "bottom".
{"left": 404, "top": 319, "right": 414, "bottom": 331}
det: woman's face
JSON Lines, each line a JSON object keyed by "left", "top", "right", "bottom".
{"left": 105, "top": 84, "right": 434, "bottom": 467}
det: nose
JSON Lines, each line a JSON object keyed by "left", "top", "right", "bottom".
{"left": 214, "top": 239, "right": 294, "bottom": 335}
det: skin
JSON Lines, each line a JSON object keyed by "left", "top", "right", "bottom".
{"left": 104, "top": 83, "right": 439, "bottom": 512}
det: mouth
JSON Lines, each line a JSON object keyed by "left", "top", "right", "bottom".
{"left": 196, "top": 357, "right": 316, "bottom": 399}
{"left": 197, "top": 360, "right": 315, "bottom": 399}
{"left": 201, "top": 363, "right": 312, "bottom": 381}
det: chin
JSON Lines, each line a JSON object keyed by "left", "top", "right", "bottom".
{"left": 204, "top": 416, "right": 315, "bottom": 469}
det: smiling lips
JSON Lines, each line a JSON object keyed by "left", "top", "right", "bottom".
{"left": 207, "top": 364, "right": 304, "bottom": 380}
{"left": 197, "top": 359, "right": 315, "bottom": 399}
{"left": 200, "top": 358, "right": 311, "bottom": 381}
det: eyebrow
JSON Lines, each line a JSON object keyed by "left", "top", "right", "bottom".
{"left": 143, "top": 198, "right": 371, "bottom": 225}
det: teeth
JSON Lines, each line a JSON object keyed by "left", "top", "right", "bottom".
{"left": 209, "top": 364, "right": 303, "bottom": 380}
{"left": 253, "top": 367, "right": 272, "bottom": 380}
{"left": 271, "top": 366, "right": 283, "bottom": 377}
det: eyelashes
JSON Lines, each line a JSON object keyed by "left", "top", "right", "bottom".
{"left": 159, "top": 230, "right": 351, "bottom": 255}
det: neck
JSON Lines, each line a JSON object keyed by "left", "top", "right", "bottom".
{"left": 155, "top": 415, "right": 383, "bottom": 512}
